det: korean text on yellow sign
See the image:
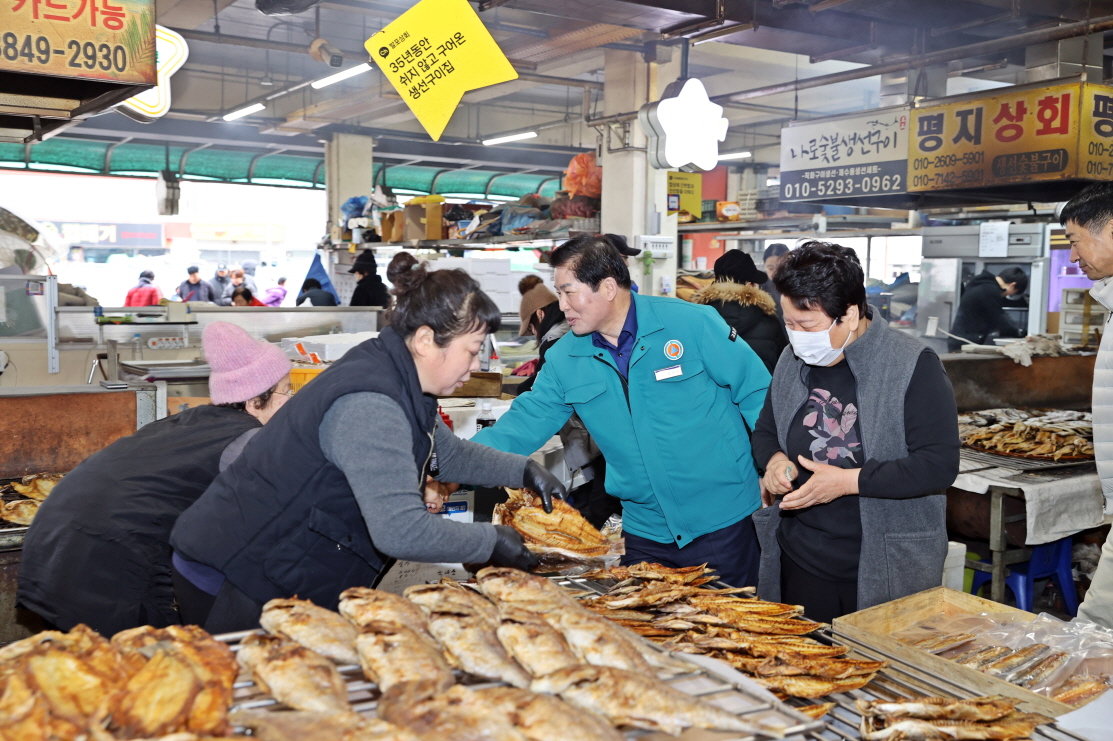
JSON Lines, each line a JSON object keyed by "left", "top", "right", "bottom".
{"left": 908, "top": 83, "right": 1078, "bottom": 191}
{"left": 366, "top": 0, "right": 517, "bottom": 141}
{"left": 1, "top": 0, "right": 155, "bottom": 84}
{"left": 1077, "top": 83, "right": 1113, "bottom": 181}
{"left": 667, "top": 171, "right": 702, "bottom": 217}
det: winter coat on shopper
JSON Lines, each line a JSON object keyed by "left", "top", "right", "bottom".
{"left": 750, "top": 315, "right": 959, "bottom": 612}
{"left": 171, "top": 326, "right": 528, "bottom": 617}
{"left": 949, "top": 270, "right": 1024, "bottom": 349}
{"left": 17, "top": 405, "right": 261, "bottom": 635}
{"left": 296, "top": 287, "right": 338, "bottom": 306}
{"left": 689, "top": 281, "right": 788, "bottom": 373}
{"left": 263, "top": 285, "right": 287, "bottom": 306}
{"left": 350, "top": 274, "right": 391, "bottom": 307}
{"left": 125, "top": 275, "right": 162, "bottom": 306}
{"left": 209, "top": 273, "right": 231, "bottom": 303}
{"left": 473, "top": 292, "right": 770, "bottom": 547}
{"left": 176, "top": 278, "right": 217, "bottom": 303}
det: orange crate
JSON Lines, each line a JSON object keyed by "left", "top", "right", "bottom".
{"left": 290, "top": 365, "right": 327, "bottom": 393}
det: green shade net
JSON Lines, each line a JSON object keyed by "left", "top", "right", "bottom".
{"left": 30, "top": 139, "right": 108, "bottom": 172}
{"left": 487, "top": 173, "right": 547, "bottom": 197}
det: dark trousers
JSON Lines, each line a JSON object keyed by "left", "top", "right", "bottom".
{"left": 172, "top": 566, "right": 262, "bottom": 634}
{"left": 622, "top": 515, "right": 760, "bottom": 588}
{"left": 780, "top": 551, "right": 858, "bottom": 623}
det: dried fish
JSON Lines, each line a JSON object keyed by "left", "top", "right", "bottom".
{"left": 230, "top": 709, "right": 418, "bottom": 741}
{"left": 495, "top": 607, "right": 580, "bottom": 677}
{"left": 954, "top": 646, "right": 1011, "bottom": 670}
{"left": 354, "top": 621, "right": 455, "bottom": 693}
{"left": 542, "top": 607, "right": 651, "bottom": 673}
{"left": 475, "top": 686, "right": 623, "bottom": 741}
{"left": 259, "top": 598, "right": 359, "bottom": 666}
{"left": 1051, "top": 674, "right": 1111, "bottom": 706}
{"left": 338, "top": 587, "right": 431, "bottom": 635}
{"left": 753, "top": 672, "right": 874, "bottom": 698}
{"left": 378, "top": 679, "right": 529, "bottom": 741}
{"left": 11, "top": 473, "right": 63, "bottom": 501}
{"left": 236, "top": 633, "right": 349, "bottom": 714}
{"left": 495, "top": 488, "right": 611, "bottom": 556}
{"left": 908, "top": 632, "right": 976, "bottom": 654}
{"left": 1010, "top": 650, "right": 1068, "bottom": 687}
{"left": 403, "top": 583, "right": 500, "bottom": 626}
{"left": 982, "top": 643, "right": 1050, "bottom": 679}
{"left": 531, "top": 664, "right": 772, "bottom": 736}
{"left": 861, "top": 712, "right": 1052, "bottom": 740}
{"left": 854, "top": 696, "right": 1016, "bottom": 722}
{"left": 475, "top": 567, "right": 580, "bottom": 611}
{"left": 796, "top": 702, "right": 835, "bottom": 720}
{"left": 1, "top": 498, "right": 39, "bottom": 525}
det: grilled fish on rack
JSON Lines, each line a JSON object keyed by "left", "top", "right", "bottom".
{"left": 10, "top": 473, "right": 63, "bottom": 500}
{"left": 1, "top": 498, "right": 40, "bottom": 525}
{"left": 719, "top": 652, "right": 884, "bottom": 680}
{"left": 475, "top": 566, "right": 579, "bottom": 611}
{"left": 861, "top": 712, "right": 1052, "bottom": 740}
{"left": 495, "top": 607, "right": 580, "bottom": 677}
{"left": 259, "top": 598, "right": 359, "bottom": 665}
{"left": 530, "top": 664, "right": 770, "bottom": 736}
{"left": 751, "top": 672, "right": 874, "bottom": 698}
{"left": 338, "top": 587, "right": 431, "bottom": 636}
{"left": 378, "top": 679, "right": 529, "bottom": 741}
{"left": 354, "top": 621, "right": 454, "bottom": 693}
{"left": 475, "top": 686, "right": 623, "bottom": 741}
{"left": 582, "top": 562, "right": 719, "bottom": 586}
{"left": 230, "top": 709, "right": 418, "bottom": 741}
{"left": 404, "top": 582, "right": 500, "bottom": 625}
{"left": 236, "top": 633, "right": 349, "bottom": 714}
{"left": 854, "top": 696, "right": 1016, "bottom": 722}
{"left": 541, "top": 607, "right": 651, "bottom": 673}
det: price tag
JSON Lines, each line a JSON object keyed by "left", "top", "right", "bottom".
{"left": 365, "top": 0, "right": 517, "bottom": 141}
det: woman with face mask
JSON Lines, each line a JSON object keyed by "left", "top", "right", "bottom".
{"left": 749, "top": 241, "right": 960, "bottom": 623}
{"left": 170, "top": 265, "right": 566, "bottom": 633}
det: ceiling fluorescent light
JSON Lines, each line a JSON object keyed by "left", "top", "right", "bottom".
{"left": 311, "top": 63, "right": 372, "bottom": 90}
{"left": 719, "top": 150, "right": 752, "bottom": 160}
{"left": 222, "top": 102, "right": 265, "bottom": 121}
{"left": 482, "top": 131, "right": 538, "bottom": 146}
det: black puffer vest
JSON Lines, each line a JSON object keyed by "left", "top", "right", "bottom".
{"left": 170, "top": 326, "right": 436, "bottom": 608}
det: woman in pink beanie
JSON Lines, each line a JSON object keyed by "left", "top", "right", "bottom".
{"left": 18, "top": 322, "right": 292, "bottom": 635}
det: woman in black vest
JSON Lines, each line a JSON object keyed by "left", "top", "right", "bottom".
{"left": 17, "top": 322, "right": 293, "bottom": 636}
{"left": 170, "top": 265, "right": 566, "bottom": 632}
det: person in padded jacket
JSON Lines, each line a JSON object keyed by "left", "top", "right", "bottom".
{"left": 17, "top": 323, "right": 292, "bottom": 635}
{"left": 170, "top": 264, "right": 566, "bottom": 633}
{"left": 690, "top": 249, "right": 788, "bottom": 373}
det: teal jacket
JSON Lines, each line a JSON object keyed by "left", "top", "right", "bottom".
{"left": 473, "top": 292, "right": 770, "bottom": 546}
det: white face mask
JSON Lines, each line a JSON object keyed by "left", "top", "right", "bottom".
{"left": 786, "top": 318, "right": 852, "bottom": 366}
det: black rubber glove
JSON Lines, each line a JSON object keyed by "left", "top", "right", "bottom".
{"left": 490, "top": 525, "right": 540, "bottom": 571}
{"left": 523, "top": 459, "right": 566, "bottom": 514}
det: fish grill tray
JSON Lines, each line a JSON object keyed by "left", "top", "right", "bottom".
{"left": 557, "top": 576, "right": 1084, "bottom": 741}
{"left": 960, "top": 448, "right": 1096, "bottom": 472}
{"left": 214, "top": 577, "right": 827, "bottom": 740}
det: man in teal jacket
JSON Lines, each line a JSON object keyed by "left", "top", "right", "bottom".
{"left": 473, "top": 236, "right": 771, "bottom": 586}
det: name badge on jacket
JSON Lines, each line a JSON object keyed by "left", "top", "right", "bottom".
{"left": 654, "top": 365, "right": 682, "bottom": 381}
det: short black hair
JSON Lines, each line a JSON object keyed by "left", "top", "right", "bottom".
{"left": 999, "top": 266, "right": 1029, "bottom": 294}
{"left": 763, "top": 243, "right": 789, "bottom": 260}
{"left": 301, "top": 278, "right": 321, "bottom": 291}
{"left": 549, "top": 235, "right": 632, "bottom": 290}
{"left": 774, "top": 240, "right": 867, "bottom": 321}
{"left": 1060, "top": 181, "right": 1113, "bottom": 232}
{"left": 389, "top": 266, "right": 501, "bottom": 346}
{"left": 140, "top": 270, "right": 154, "bottom": 280}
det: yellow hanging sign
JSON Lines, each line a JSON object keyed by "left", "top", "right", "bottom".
{"left": 366, "top": 0, "right": 517, "bottom": 141}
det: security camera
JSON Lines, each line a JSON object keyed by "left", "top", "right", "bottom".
{"left": 309, "top": 38, "right": 343, "bottom": 68}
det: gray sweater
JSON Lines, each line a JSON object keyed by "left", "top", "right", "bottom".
{"left": 320, "top": 392, "right": 528, "bottom": 564}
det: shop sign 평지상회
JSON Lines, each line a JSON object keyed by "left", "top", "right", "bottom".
{"left": 365, "top": 0, "right": 517, "bottom": 141}
{"left": 779, "top": 107, "right": 909, "bottom": 202}
{"left": 1, "top": 0, "right": 155, "bottom": 84}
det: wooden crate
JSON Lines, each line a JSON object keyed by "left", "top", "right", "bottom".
{"left": 832, "top": 587, "right": 1071, "bottom": 717}
{"left": 445, "top": 371, "right": 502, "bottom": 398}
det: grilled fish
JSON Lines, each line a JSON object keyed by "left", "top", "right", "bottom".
{"left": 542, "top": 607, "right": 651, "bottom": 673}
{"left": 855, "top": 696, "right": 1016, "bottom": 722}
{"left": 236, "top": 633, "right": 349, "bottom": 714}
{"left": 908, "top": 632, "right": 976, "bottom": 654}
{"left": 861, "top": 712, "right": 1052, "bottom": 740}
{"left": 982, "top": 643, "right": 1050, "bottom": 678}
{"left": 230, "top": 709, "right": 419, "bottom": 741}
{"left": 753, "top": 672, "right": 875, "bottom": 698}
{"left": 475, "top": 686, "right": 622, "bottom": 741}
{"left": 11, "top": 473, "right": 63, "bottom": 501}
{"left": 955, "top": 645, "right": 1011, "bottom": 669}
{"left": 531, "top": 665, "right": 774, "bottom": 736}
{"left": 338, "top": 587, "right": 431, "bottom": 635}
{"left": 354, "top": 621, "right": 454, "bottom": 693}
{"left": 428, "top": 611, "right": 531, "bottom": 687}
{"left": 475, "top": 566, "right": 579, "bottom": 611}
{"left": 1010, "top": 650, "right": 1068, "bottom": 687}
{"left": 1, "top": 498, "right": 39, "bottom": 525}
{"left": 403, "top": 583, "right": 500, "bottom": 625}
{"left": 495, "top": 488, "right": 610, "bottom": 556}
{"left": 259, "top": 598, "right": 359, "bottom": 665}
{"left": 719, "top": 653, "right": 884, "bottom": 680}
{"left": 495, "top": 607, "right": 580, "bottom": 677}
{"left": 797, "top": 702, "right": 836, "bottom": 719}
{"left": 1051, "top": 674, "right": 1111, "bottom": 706}
{"left": 378, "top": 679, "right": 529, "bottom": 741}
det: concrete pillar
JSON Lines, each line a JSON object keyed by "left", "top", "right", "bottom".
{"left": 599, "top": 48, "right": 681, "bottom": 296}
{"left": 325, "top": 133, "right": 375, "bottom": 230}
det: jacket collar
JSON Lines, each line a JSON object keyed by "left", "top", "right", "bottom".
{"left": 691, "top": 281, "right": 777, "bottom": 316}
{"left": 567, "top": 291, "right": 665, "bottom": 357}
{"left": 1091, "top": 277, "right": 1113, "bottom": 311}
{"left": 377, "top": 326, "right": 436, "bottom": 418}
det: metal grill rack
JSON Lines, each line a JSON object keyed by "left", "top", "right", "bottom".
{"left": 555, "top": 575, "right": 1087, "bottom": 740}
{"left": 960, "top": 448, "right": 1096, "bottom": 472}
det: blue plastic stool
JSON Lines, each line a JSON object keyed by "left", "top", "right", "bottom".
{"left": 969, "top": 537, "right": 1079, "bottom": 616}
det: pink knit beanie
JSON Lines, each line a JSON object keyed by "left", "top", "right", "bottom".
{"left": 202, "top": 322, "right": 291, "bottom": 404}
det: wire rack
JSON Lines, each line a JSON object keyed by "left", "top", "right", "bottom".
{"left": 554, "top": 575, "right": 1087, "bottom": 741}
{"left": 960, "top": 448, "right": 1096, "bottom": 472}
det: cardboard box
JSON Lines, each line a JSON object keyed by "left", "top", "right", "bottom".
{"left": 716, "top": 201, "right": 743, "bottom": 221}
{"left": 832, "top": 587, "right": 1071, "bottom": 716}
{"left": 403, "top": 203, "right": 444, "bottom": 241}
{"left": 379, "top": 211, "right": 405, "bottom": 242}
{"left": 447, "top": 371, "right": 502, "bottom": 398}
